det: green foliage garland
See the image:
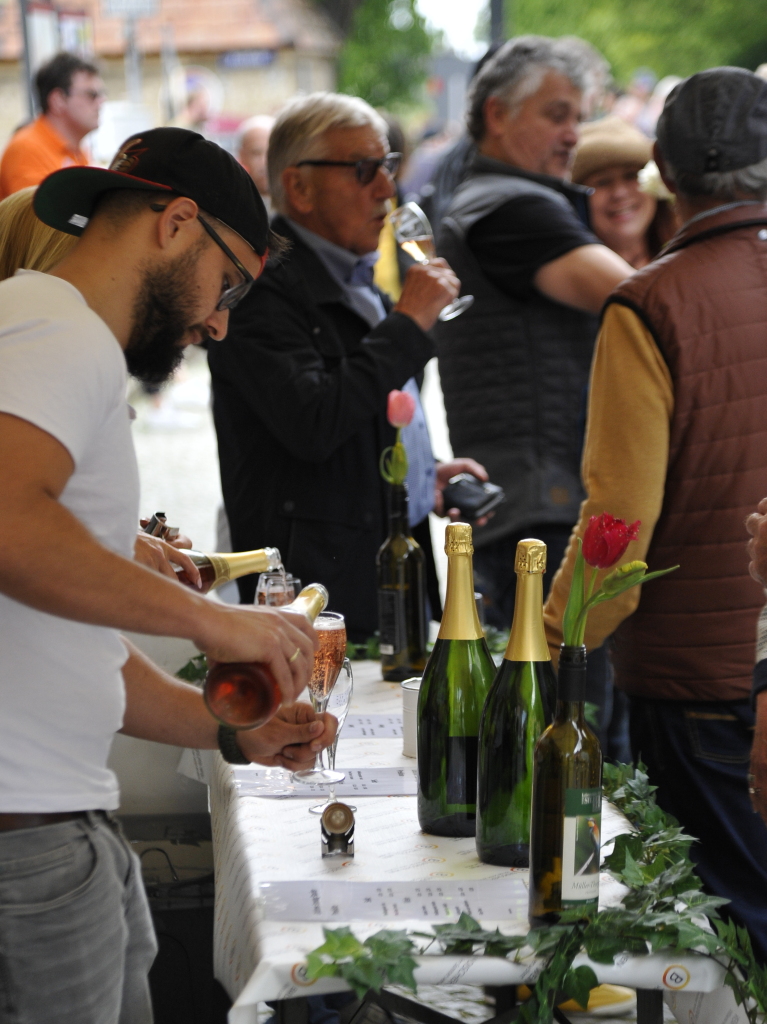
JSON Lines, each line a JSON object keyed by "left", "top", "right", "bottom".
{"left": 306, "top": 763, "right": 767, "bottom": 1023}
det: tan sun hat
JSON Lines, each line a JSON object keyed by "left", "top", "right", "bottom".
{"left": 571, "top": 116, "right": 653, "bottom": 185}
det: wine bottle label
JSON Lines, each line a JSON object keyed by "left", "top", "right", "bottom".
{"left": 561, "top": 788, "right": 601, "bottom": 905}
{"left": 378, "top": 589, "right": 405, "bottom": 656}
{"left": 446, "top": 735, "right": 478, "bottom": 806}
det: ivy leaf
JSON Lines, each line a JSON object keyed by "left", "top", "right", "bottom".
{"left": 561, "top": 964, "right": 599, "bottom": 1009}
{"left": 604, "top": 832, "right": 644, "bottom": 874}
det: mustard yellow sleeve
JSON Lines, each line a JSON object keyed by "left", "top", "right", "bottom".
{"left": 543, "top": 302, "right": 673, "bottom": 657}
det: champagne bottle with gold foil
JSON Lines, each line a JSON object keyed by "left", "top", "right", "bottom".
{"left": 176, "top": 547, "right": 282, "bottom": 594}
{"left": 417, "top": 523, "right": 496, "bottom": 836}
{"left": 204, "top": 583, "right": 328, "bottom": 730}
{"left": 476, "top": 539, "right": 556, "bottom": 866}
{"left": 528, "top": 645, "right": 603, "bottom": 927}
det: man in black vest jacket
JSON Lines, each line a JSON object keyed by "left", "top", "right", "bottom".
{"left": 208, "top": 93, "right": 464, "bottom": 641}
{"left": 434, "top": 36, "right": 633, "bottom": 626}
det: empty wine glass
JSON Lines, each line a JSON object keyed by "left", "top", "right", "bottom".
{"left": 256, "top": 572, "right": 301, "bottom": 606}
{"left": 388, "top": 201, "right": 474, "bottom": 321}
{"left": 292, "top": 612, "right": 346, "bottom": 786}
{"left": 309, "top": 659, "right": 354, "bottom": 814}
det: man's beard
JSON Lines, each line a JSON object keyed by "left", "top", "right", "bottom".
{"left": 124, "top": 242, "right": 208, "bottom": 386}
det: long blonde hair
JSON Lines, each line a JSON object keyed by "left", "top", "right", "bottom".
{"left": 0, "top": 187, "right": 78, "bottom": 281}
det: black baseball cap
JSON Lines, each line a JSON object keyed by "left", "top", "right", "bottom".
{"left": 656, "top": 67, "right": 767, "bottom": 175}
{"left": 34, "top": 127, "right": 269, "bottom": 254}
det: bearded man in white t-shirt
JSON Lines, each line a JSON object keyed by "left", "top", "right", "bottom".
{"left": 0, "top": 128, "right": 344, "bottom": 1023}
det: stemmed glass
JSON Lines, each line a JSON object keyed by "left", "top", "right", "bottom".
{"left": 256, "top": 572, "right": 301, "bottom": 606}
{"left": 292, "top": 612, "right": 346, "bottom": 786}
{"left": 388, "top": 201, "right": 474, "bottom": 321}
{"left": 309, "top": 660, "right": 354, "bottom": 814}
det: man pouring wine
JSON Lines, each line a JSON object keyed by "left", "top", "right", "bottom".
{"left": 0, "top": 128, "right": 337, "bottom": 1020}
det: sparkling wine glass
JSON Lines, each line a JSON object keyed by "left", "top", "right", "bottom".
{"left": 388, "top": 201, "right": 474, "bottom": 321}
{"left": 292, "top": 612, "right": 346, "bottom": 786}
{"left": 309, "top": 659, "right": 354, "bottom": 814}
{"left": 256, "top": 572, "right": 301, "bottom": 606}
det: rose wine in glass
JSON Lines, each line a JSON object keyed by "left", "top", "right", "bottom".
{"left": 293, "top": 612, "right": 347, "bottom": 786}
{"left": 388, "top": 202, "right": 474, "bottom": 321}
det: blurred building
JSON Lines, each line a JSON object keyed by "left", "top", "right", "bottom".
{"left": 0, "top": 0, "right": 340, "bottom": 151}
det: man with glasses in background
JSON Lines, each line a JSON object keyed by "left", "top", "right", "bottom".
{"left": 0, "top": 52, "right": 105, "bottom": 199}
{"left": 0, "top": 128, "right": 338, "bottom": 1020}
{"left": 208, "top": 92, "right": 480, "bottom": 641}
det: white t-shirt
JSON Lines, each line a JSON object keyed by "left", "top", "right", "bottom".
{"left": 0, "top": 270, "right": 139, "bottom": 812}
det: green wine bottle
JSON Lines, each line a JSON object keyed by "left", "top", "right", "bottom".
{"left": 417, "top": 522, "right": 496, "bottom": 837}
{"left": 376, "top": 483, "right": 428, "bottom": 682}
{"left": 476, "top": 539, "right": 556, "bottom": 866}
{"left": 528, "top": 645, "right": 603, "bottom": 927}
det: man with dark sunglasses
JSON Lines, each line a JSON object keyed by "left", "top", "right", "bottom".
{"left": 0, "top": 127, "right": 338, "bottom": 1020}
{"left": 209, "top": 93, "right": 464, "bottom": 641}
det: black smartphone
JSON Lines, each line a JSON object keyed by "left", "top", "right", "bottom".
{"left": 441, "top": 473, "right": 505, "bottom": 523}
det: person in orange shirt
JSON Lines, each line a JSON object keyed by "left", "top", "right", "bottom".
{"left": 0, "top": 52, "right": 104, "bottom": 199}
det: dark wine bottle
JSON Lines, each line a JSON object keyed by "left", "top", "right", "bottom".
{"left": 417, "top": 522, "right": 496, "bottom": 837}
{"left": 204, "top": 583, "right": 328, "bottom": 729}
{"left": 528, "top": 645, "right": 603, "bottom": 927}
{"left": 176, "top": 546, "right": 282, "bottom": 594}
{"left": 476, "top": 539, "right": 556, "bottom": 866}
{"left": 376, "top": 483, "right": 427, "bottom": 682}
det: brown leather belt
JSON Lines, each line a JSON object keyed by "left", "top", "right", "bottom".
{"left": 0, "top": 812, "right": 89, "bottom": 832}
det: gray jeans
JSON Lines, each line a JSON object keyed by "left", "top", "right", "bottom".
{"left": 0, "top": 812, "right": 157, "bottom": 1023}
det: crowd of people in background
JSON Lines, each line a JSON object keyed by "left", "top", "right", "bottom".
{"left": 2, "top": 31, "right": 767, "bottom": 1017}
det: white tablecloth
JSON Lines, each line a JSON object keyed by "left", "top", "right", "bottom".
{"left": 206, "top": 662, "right": 727, "bottom": 1024}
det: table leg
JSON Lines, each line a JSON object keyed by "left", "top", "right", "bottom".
{"left": 637, "top": 989, "right": 664, "bottom": 1024}
{"left": 275, "top": 997, "right": 309, "bottom": 1024}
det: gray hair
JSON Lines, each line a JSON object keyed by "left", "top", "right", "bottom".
{"left": 268, "top": 92, "right": 388, "bottom": 212}
{"left": 236, "top": 114, "right": 275, "bottom": 154}
{"left": 467, "top": 35, "right": 609, "bottom": 142}
{"left": 661, "top": 155, "right": 767, "bottom": 202}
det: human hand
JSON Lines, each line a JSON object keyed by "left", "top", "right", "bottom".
{"left": 394, "top": 260, "right": 460, "bottom": 332}
{"left": 433, "top": 458, "right": 493, "bottom": 526}
{"left": 197, "top": 604, "right": 318, "bottom": 706}
{"left": 235, "top": 702, "right": 338, "bottom": 770}
{"left": 750, "top": 690, "right": 767, "bottom": 824}
{"left": 134, "top": 533, "right": 202, "bottom": 587}
{"left": 745, "top": 497, "right": 767, "bottom": 584}
{"left": 169, "top": 533, "right": 193, "bottom": 549}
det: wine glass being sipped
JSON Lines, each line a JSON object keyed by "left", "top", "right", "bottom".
{"left": 388, "top": 201, "right": 474, "bottom": 321}
{"left": 309, "top": 659, "right": 354, "bottom": 814}
{"left": 292, "top": 612, "right": 347, "bottom": 786}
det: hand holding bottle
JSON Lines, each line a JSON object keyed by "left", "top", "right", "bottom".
{"left": 197, "top": 602, "right": 318, "bottom": 707}
{"left": 133, "top": 533, "right": 202, "bottom": 587}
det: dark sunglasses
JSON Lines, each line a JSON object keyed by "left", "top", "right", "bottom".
{"left": 150, "top": 203, "right": 255, "bottom": 311}
{"left": 295, "top": 151, "right": 402, "bottom": 186}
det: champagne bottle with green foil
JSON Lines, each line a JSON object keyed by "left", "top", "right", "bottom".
{"left": 376, "top": 483, "right": 428, "bottom": 682}
{"left": 417, "top": 522, "right": 496, "bottom": 837}
{"left": 528, "top": 645, "right": 603, "bottom": 927}
{"left": 476, "top": 539, "right": 556, "bottom": 866}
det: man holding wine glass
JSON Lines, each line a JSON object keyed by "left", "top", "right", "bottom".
{"left": 0, "top": 128, "right": 338, "bottom": 1019}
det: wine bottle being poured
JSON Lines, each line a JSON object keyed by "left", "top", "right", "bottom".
{"left": 176, "top": 547, "right": 283, "bottom": 594}
{"left": 476, "top": 538, "right": 556, "bottom": 866}
{"left": 204, "top": 583, "right": 329, "bottom": 730}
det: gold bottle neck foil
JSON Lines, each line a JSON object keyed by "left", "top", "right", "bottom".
{"left": 288, "top": 584, "right": 329, "bottom": 624}
{"left": 439, "top": 523, "right": 483, "bottom": 640}
{"left": 197, "top": 547, "right": 282, "bottom": 589}
{"left": 504, "top": 538, "right": 551, "bottom": 662}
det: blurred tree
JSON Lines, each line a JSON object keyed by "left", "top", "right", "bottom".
{"left": 506, "top": 0, "right": 767, "bottom": 83}
{"left": 336, "top": 0, "right": 435, "bottom": 107}
{"left": 313, "top": 0, "right": 366, "bottom": 36}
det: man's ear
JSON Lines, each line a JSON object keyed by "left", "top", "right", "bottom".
{"left": 482, "top": 95, "right": 508, "bottom": 140}
{"left": 46, "top": 88, "right": 68, "bottom": 117}
{"left": 281, "top": 166, "right": 314, "bottom": 215}
{"left": 153, "top": 196, "right": 199, "bottom": 249}
{"left": 653, "top": 142, "right": 678, "bottom": 197}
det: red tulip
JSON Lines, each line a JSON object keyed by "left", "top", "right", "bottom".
{"left": 387, "top": 389, "right": 416, "bottom": 429}
{"left": 582, "top": 513, "right": 640, "bottom": 569}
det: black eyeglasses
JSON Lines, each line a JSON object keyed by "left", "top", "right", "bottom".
{"left": 295, "top": 152, "right": 402, "bottom": 185}
{"left": 150, "top": 203, "right": 255, "bottom": 311}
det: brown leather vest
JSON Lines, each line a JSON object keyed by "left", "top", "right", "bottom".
{"left": 608, "top": 203, "right": 767, "bottom": 701}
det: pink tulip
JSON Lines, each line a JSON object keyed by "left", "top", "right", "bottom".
{"left": 387, "top": 389, "right": 416, "bottom": 429}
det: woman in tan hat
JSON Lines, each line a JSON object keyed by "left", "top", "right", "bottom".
{"left": 572, "top": 116, "right": 677, "bottom": 268}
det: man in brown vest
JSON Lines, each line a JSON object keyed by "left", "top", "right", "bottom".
{"left": 544, "top": 67, "right": 767, "bottom": 960}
